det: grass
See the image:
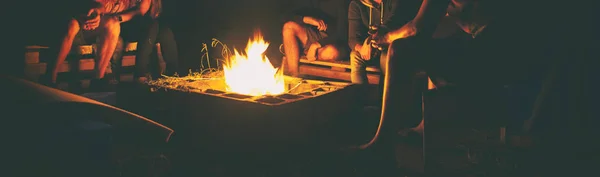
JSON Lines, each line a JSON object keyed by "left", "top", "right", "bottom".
{"left": 148, "top": 38, "right": 233, "bottom": 89}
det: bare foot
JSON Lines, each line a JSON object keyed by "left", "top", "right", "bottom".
{"left": 411, "top": 120, "right": 424, "bottom": 136}
{"left": 410, "top": 127, "right": 423, "bottom": 136}
{"left": 398, "top": 120, "right": 424, "bottom": 137}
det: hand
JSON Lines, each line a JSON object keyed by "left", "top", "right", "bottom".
{"left": 358, "top": 38, "right": 372, "bottom": 60}
{"left": 83, "top": 9, "right": 101, "bottom": 30}
{"left": 393, "top": 21, "right": 418, "bottom": 40}
{"left": 303, "top": 16, "right": 327, "bottom": 31}
{"left": 370, "top": 25, "right": 391, "bottom": 46}
{"left": 372, "top": 32, "right": 391, "bottom": 47}
{"left": 306, "top": 43, "right": 321, "bottom": 61}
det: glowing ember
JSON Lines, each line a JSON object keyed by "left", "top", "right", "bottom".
{"left": 222, "top": 31, "right": 285, "bottom": 96}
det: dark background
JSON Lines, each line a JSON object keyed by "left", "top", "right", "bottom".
{"left": 4, "top": 0, "right": 598, "bottom": 174}
{"left": 21, "top": 0, "right": 318, "bottom": 71}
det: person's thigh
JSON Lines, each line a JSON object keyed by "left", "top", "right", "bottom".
{"left": 388, "top": 37, "right": 469, "bottom": 83}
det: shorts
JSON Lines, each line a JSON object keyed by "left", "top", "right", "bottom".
{"left": 302, "top": 25, "right": 328, "bottom": 54}
{"left": 69, "top": 24, "right": 124, "bottom": 71}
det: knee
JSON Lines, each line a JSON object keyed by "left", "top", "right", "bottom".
{"left": 102, "top": 17, "right": 121, "bottom": 36}
{"left": 317, "top": 45, "right": 342, "bottom": 61}
{"left": 66, "top": 19, "right": 81, "bottom": 37}
{"left": 389, "top": 38, "right": 416, "bottom": 56}
{"left": 282, "top": 21, "right": 300, "bottom": 34}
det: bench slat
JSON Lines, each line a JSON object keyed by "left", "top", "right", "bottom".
{"left": 299, "top": 65, "right": 380, "bottom": 84}
{"left": 299, "top": 58, "right": 380, "bottom": 72}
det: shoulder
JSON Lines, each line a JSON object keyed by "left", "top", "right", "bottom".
{"left": 348, "top": 0, "right": 363, "bottom": 9}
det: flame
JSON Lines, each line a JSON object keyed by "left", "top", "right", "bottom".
{"left": 223, "top": 32, "right": 285, "bottom": 96}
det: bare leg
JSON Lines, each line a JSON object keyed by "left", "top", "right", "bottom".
{"left": 360, "top": 38, "right": 425, "bottom": 149}
{"left": 51, "top": 19, "right": 81, "bottom": 83}
{"left": 282, "top": 21, "right": 308, "bottom": 77}
{"left": 95, "top": 17, "right": 121, "bottom": 79}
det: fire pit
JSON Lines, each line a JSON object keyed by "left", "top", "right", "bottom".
{"left": 146, "top": 32, "right": 358, "bottom": 152}
{"left": 148, "top": 75, "right": 355, "bottom": 150}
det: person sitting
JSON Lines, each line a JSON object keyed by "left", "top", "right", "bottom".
{"left": 114, "top": 0, "right": 181, "bottom": 84}
{"left": 363, "top": 0, "right": 541, "bottom": 147}
{"left": 348, "top": 0, "right": 417, "bottom": 84}
{"left": 281, "top": 0, "right": 350, "bottom": 77}
{"left": 50, "top": 0, "right": 130, "bottom": 89}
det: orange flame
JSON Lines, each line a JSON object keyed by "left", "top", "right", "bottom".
{"left": 222, "top": 31, "right": 285, "bottom": 96}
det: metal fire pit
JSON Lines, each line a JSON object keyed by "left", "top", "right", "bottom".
{"left": 147, "top": 76, "right": 357, "bottom": 152}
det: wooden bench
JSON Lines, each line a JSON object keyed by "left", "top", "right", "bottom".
{"left": 297, "top": 57, "right": 437, "bottom": 89}
{"left": 23, "top": 42, "right": 144, "bottom": 89}
{"left": 297, "top": 57, "right": 381, "bottom": 84}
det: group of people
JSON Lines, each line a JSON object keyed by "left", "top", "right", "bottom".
{"left": 282, "top": 0, "right": 531, "bottom": 144}
{"left": 54, "top": 0, "right": 533, "bottom": 144}
{"left": 50, "top": 0, "right": 180, "bottom": 90}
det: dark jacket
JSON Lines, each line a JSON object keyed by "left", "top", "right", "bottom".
{"left": 282, "top": 0, "right": 350, "bottom": 47}
{"left": 348, "top": 0, "right": 416, "bottom": 49}
{"left": 446, "top": 0, "right": 493, "bottom": 37}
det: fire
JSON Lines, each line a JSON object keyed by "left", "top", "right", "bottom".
{"left": 223, "top": 32, "right": 285, "bottom": 96}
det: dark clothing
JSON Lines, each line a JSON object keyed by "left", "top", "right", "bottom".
{"left": 134, "top": 18, "right": 180, "bottom": 78}
{"left": 381, "top": 0, "right": 546, "bottom": 129}
{"left": 283, "top": 0, "right": 349, "bottom": 47}
{"left": 348, "top": 0, "right": 413, "bottom": 49}
{"left": 446, "top": 0, "right": 496, "bottom": 38}
{"left": 303, "top": 26, "right": 329, "bottom": 54}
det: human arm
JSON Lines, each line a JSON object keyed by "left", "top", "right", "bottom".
{"left": 348, "top": 1, "right": 375, "bottom": 60}
{"left": 383, "top": 0, "right": 451, "bottom": 42}
{"left": 283, "top": 7, "right": 328, "bottom": 31}
{"left": 112, "top": 0, "right": 152, "bottom": 23}
{"left": 67, "top": 1, "right": 103, "bottom": 30}
{"left": 348, "top": 1, "right": 368, "bottom": 51}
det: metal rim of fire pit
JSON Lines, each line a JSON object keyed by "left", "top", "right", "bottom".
{"left": 147, "top": 75, "right": 351, "bottom": 106}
